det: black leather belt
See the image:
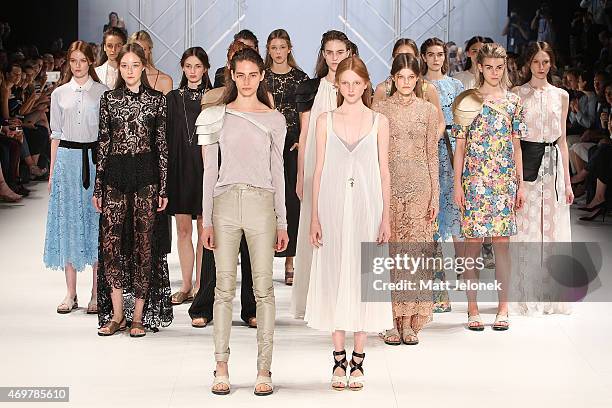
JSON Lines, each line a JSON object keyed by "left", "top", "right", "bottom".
{"left": 59, "top": 140, "right": 97, "bottom": 189}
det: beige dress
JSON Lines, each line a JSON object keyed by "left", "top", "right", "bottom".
{"left": 372, "top": 93, "right": 440, "bottom": 330}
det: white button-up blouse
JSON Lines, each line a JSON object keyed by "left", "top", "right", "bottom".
{"left": 50, "top": 76, "right": 108, "bottom": 142}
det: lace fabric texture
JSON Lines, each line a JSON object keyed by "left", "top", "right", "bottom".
{"left": 94, "top": 86, "right": 168, "bottom": 198}
{"left": 510, "top": 84, "right": 572, "bottom": 316}
{"left": 95, "top": 85, "right": 173, "bottom": 330}
{"left": 431, "top": 76, "right": 464, "bottom": 240}
{"left": 372, "top": 94, "right": 440, "bottom": 327}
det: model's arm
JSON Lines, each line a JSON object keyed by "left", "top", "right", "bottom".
{"left": 296, "top": 110, "right": 311, "bottom": 200}
{"left": 271, "top": 119, "right": 288, "bottom": 230}
{"left": 376, "top": 113, "right": 391, "bottom": 243}
{"left": 309, "top": 113, "right": 328, "bottom": 247}
{"left": 155, "top": 95, "right": 168, "bottom": 199}
{"left": 512, "top": 97, "right": 527, "bottom": 210}
{"left": 426, "top": 84, "right": 446, "bottom": 138}
{"left": 48, "top": 90, "right": 62, "bottom": 193}
{"left": 452, "top": 124, "right": 467, "bottom": 211}
{"left": 558, "top": 90, "right": 574, "bottom": 204}
{"left": 94, "top": 93, "right": 110, "bottom": 199}
{"left": 426, "top": 104, "right": 440, "bottom": 219}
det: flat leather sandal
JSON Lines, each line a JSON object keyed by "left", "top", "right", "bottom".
{"left": 129, "top": 321, "right": 146, "bottom": 338}
{"left": 211, "top": 370, "right": 230, "bottom": 395}
{"left": 98, "top": 317, "right": 127, "bottom": 336}
{"left": 254, "top": 371, "right": 273, "bottom": 396}
{"left": 492, "top": 314, "right": 510, "bottom": 331}
{"left": 467, "top": 313, "right": 485, "bottom": 331}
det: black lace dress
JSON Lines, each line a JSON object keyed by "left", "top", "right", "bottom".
{"left": 265, "top": 67, "right": 309, "bottom": 257}
{"left": 166, "top": 84, "right": 207, "bottom": 218}
{"left": 94, "top": 84, "right": 173, "bottom": 331}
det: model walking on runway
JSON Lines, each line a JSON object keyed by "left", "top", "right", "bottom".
{"left": 199, "top": 48, "right": 288, "bottom": 396}
{"left": 292, "top": 30, "right": 352, "bottom": 318}
{"left": 95, "top": 43, "right": 173, "bottom": 337}
{"left": 511, "top": 42, "right": 573, "bottom": 315}
{"left": 264, "top": 29, "right": 309, "bottom": 285}
{"left": 189, "top": 40, "right": 258, "bottom": 329}
{"left": 452, "top": 43, "right": 527, "bottom": 331}
{"left": 166, "top": 47, "right": 211, "bottom": 305}
{"left": 44, "top": 41, "right": 107, "bottom": 315}
{"left": 373, "top": 53, "right": 440, "bottom": 345}
{"left": 305, "top": 56, "right": 391, "bottom": 391}
{"left": 422, "top": 37, "right": 465, "bottom": 313}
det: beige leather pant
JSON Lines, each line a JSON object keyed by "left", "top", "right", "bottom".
{"left": 212, "top": 184, "right": 277, "bottom": 371}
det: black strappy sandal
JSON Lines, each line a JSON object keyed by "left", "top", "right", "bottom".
{"left": 348, "top": 351, "right": 365, "bottom": 391}
{"left": 331, "top": 350, "right": 348, "bottom": 391}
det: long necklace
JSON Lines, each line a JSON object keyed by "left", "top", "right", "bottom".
{"left": 182, "top": 83, "right": 202, "bottom": 145}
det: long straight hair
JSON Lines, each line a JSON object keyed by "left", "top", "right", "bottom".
{"left": 222, "top": 48, "right": 273, "bottom": 109}
{"left": 114, "top": 43, "right": 152, "bottom": 90}
{"left": 476, "top": 43, "right": 511, "bottom": 90}
{"left": 128, "top": 30, "right": 155, "bottom": 67}
{"left": 58, "top": 41, "right": 101, "bottom": 86}
{"left": 335, "top": 56, "right": 372, "bottom": 107}
{"left": 314, "top": 30, "right": 351, "bottom": 78}
{"left": 179, "top": 47, "right": 212, "bottom": 89}
{"left": 392, "top": 38, "right": 419, "bottom": 58}
{"left": 420, "top": 37, "right": 448, "bottom": 75}
{"left": 464, "top": 36, "right": 491, "bottom": 71}
{"left": 389, "top": 53, "right": 424, "bottom": 98}
{"left": 264, "top": 29, "right": 301, "bottom": 70}
{"left": 522, "top": 41, "right": 556, "bottom": 84}
{"left": 98, "top": 27, "right": 127, "bottom": 66}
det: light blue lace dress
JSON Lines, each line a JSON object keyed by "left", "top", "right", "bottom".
{"left": 430, "top": 76, "right": 463, "bottom": 312}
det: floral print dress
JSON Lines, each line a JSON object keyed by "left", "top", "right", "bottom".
{"left": 452, "top": 91, "right": 527, "bottom": 238}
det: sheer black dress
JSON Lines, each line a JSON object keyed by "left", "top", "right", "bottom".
{"left": 94, "top": 84, "right": 173, "bottom": 331}
{"left": 264, "top": 67, "right": 309, "bottom": 257}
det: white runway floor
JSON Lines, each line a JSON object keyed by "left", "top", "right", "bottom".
{"left": 1, "top": 181, "right": 611, "bottom": 407}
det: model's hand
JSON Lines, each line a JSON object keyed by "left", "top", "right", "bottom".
{"left": 158, "top": 196, "right": 168, "bottom": 212}
{"left": 565, "top": 184, "right": 575, "bottom": 205}
{"left": 310, "top": 219, "right": 322, "bottom": 248}
{"left": 515, "top": 186, "right": 526, "bottom": 210}
{"left": 201, "top": 226, "right": 215, "bottom": 250}
{"left": 290, "top": 142, "right": 299, "bottom": 151}
{"left": 453, "top": 184, "right": 465, "bottom": 211}
{"left": 296, "top": 177, "right": 304, "bottom": 201}
{"left": 427, "top": 207, "right": 438, "bottom": 223}
{"left": 92, "top": 196, "right": 102, "bottom": 213}
{"left": 275, "top": 229, "right": 289, "bottom": 252}
{"left": 377, "top": 218, "right": 391, "bottom": 245}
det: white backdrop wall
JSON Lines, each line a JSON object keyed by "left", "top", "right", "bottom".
{"left": 79, "top": 0, "right": 508, "bottom": 87}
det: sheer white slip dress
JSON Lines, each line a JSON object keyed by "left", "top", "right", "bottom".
{"left": 291, "top": 78, "right": 337, "bottom": 318}
{"left": 511, "top": 84, "right": 572, "bottom": 316}
{"left": 304, "top": 112, "right": 392, "bottom": 332}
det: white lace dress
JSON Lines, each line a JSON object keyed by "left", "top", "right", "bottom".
{"left": 511, "top": 84, "right": 572, "bottom": 315}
